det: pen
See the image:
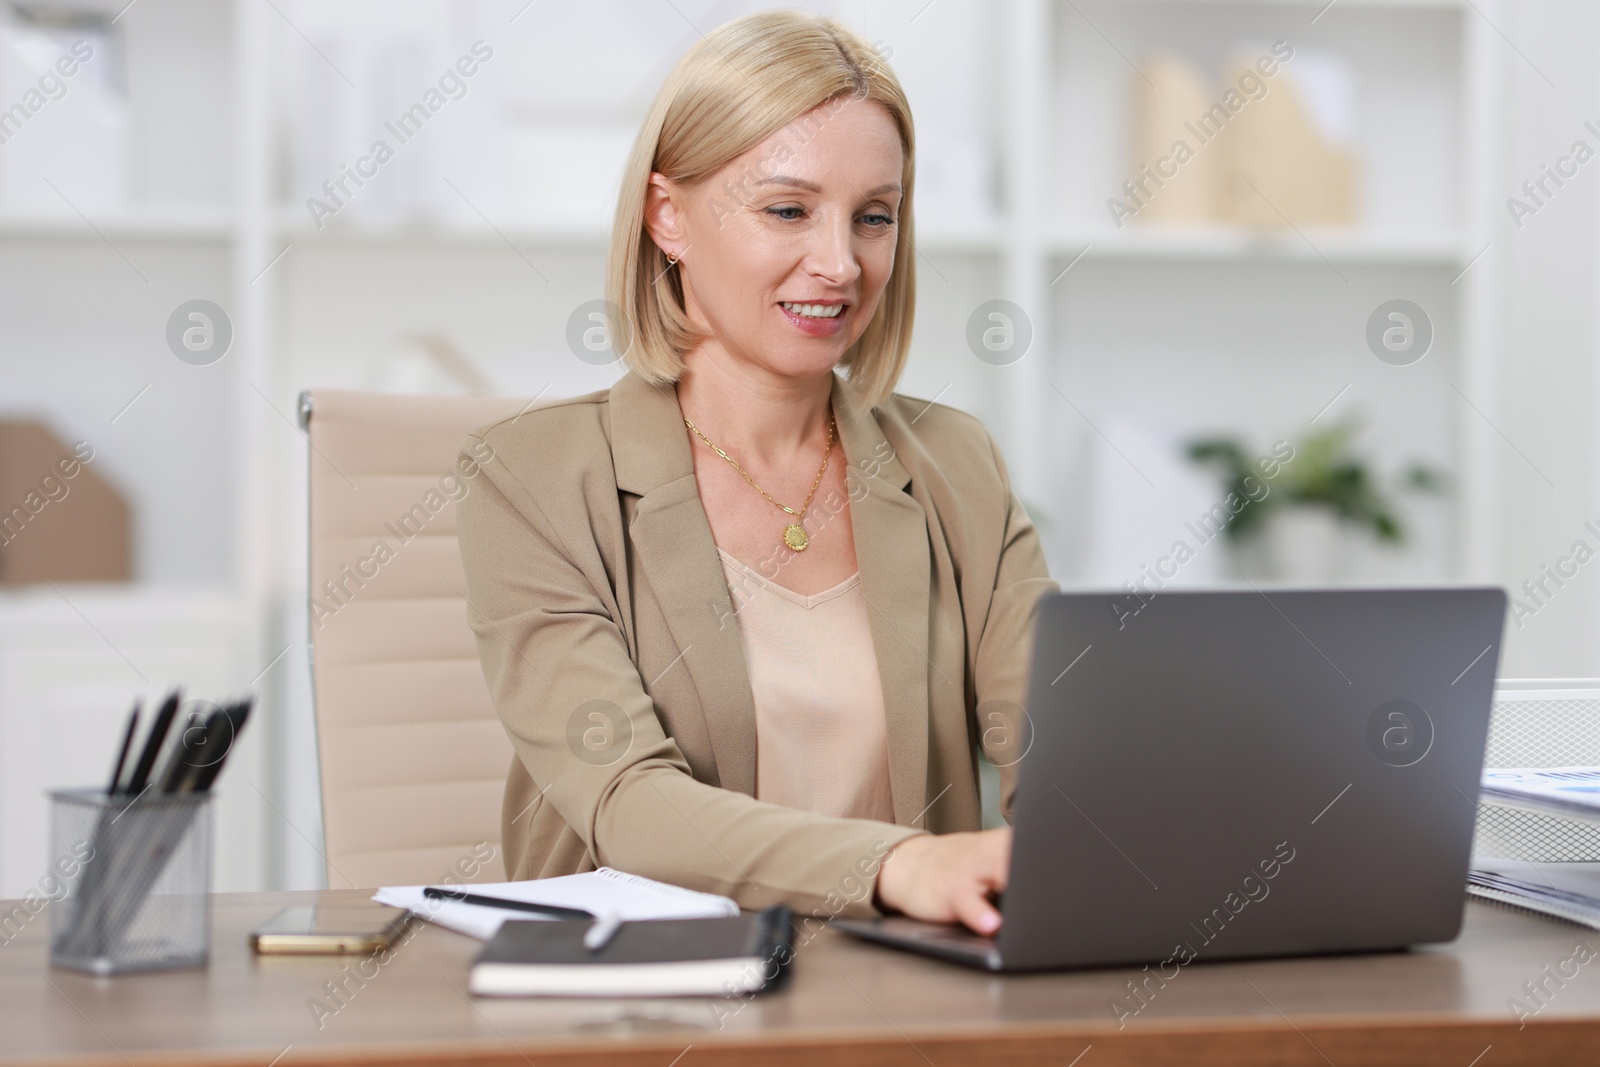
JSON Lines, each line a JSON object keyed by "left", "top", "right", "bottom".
{"left": 159, "top": 707, "right": 227, "bottom": 794}
{"left": 154, "top": 708, "right": 204, "bottom": 794}
{"left": 583, "top": 912, "right": 623, "bottom": 952}
{"left": 420, "top": 886, "right": 595, "bottom": 920}
{"left": 192, "top": 699, "right": 252, "bottom": 792}
{"left": 124, "top": 689, "right": 181, "bottom": 795}
{"left": 108, "top": 702, "right": 140, "bottom": 795}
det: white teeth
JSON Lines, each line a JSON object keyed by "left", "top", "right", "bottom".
{"left": 781, "top": 302, "right": 844, "bottom": 319}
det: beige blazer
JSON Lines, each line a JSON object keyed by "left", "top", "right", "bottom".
{"left": 455, "top": 369, "right": 1059, "bottom": 919}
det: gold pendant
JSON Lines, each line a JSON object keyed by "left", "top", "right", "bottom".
{"left": 783, "top": 523, "right": 809, "bottom": 552}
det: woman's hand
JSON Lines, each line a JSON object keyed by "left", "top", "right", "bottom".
{"left": 873, "top": 827, "right": 1011, "bottom": 935}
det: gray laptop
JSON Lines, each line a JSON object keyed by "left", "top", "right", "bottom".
{"left": 837, "top": 587, "right": 1508, "bottom": 972}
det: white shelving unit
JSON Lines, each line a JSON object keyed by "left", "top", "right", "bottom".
{"left": 0, "top": 0, "right": 276, "bottom": 897}
{"left": 1015, "top": 0, "right": 1498, "bottom": 591}
{"left": 0, "top": 0, "right": 1511, "bottom": 893}
{"left": 0, "top": 211, "right": 233, "bottom": 240}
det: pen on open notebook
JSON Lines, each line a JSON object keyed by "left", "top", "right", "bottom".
{"left": 420, "top": 886, "right": 595, "bottom": 921}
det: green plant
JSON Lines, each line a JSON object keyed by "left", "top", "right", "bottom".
{"left": 1186, "top": 420, "right": 1447, "bottom": 544}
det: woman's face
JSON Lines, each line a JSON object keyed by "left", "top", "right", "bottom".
{"left": 649, "top": 95, "right": 904, "bottom": 383}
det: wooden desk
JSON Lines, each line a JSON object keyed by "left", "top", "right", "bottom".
{"left": 2, "top": 889, "right": 1598, "bottom": 1066}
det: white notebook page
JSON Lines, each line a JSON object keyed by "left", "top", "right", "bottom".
{"left": 373, "top": 867, "right": 739, "bottom": 940}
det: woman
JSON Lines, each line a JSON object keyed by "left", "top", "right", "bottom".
{"left": 456, "top": 10, "right": 1057, "bottom": 935}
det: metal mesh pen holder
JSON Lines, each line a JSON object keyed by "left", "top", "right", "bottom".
{"left": 48, "top": 787, "right": 213, "bottom": 975}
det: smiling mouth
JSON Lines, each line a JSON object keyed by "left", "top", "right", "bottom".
{"left": 780, "top": 301, "right": 846, "bottom": 319}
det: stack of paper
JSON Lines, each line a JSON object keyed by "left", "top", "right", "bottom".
{"left": 1469, "top": 858, "right": 1600, "bottom": 930}
{"left": 1482, "top": 767, "right": 1600, "bottom": 819}
{"left": 1473, "top": 767, "right": 1600, "bottom": 928}
{"left": 374, "top": 867, "right": 739, "bottom": 941}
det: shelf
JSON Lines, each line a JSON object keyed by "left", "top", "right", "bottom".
{"left": 0, "top": 584, "right": 251, "bottom": 616}
{"left": 272, "top": 210, "right": 1008, "bottom": 253}
{"left": 0, "top": 211, "right": 1458, "bottom": 263}
{"left": 276, "top": 210, "right": 610, "bottom": 248}
{"left": 1047, "top": 228, "right": 1466, "bottom": 265}
{"left": 0, "top": 210, "right": 233, "bottom": 243}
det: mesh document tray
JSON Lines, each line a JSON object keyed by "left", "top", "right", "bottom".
{"left": 1474, "top": 680, "right": 1600, "bottom": 862}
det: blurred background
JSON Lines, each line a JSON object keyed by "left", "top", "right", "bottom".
{"left": 0, "top": 0, "right": 1595, "bottom": 896}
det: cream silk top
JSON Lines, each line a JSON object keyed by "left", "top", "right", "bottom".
{"left": 716, "top": 547, "right": 897, "bottom": 823}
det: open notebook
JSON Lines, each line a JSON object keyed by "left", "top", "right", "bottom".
{"left": 373, "top": 867, "right": 739, "bottom": 940}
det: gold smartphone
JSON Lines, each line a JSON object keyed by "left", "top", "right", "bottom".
{"left": 250, "top": 905, "right": 413, "bottom": 955}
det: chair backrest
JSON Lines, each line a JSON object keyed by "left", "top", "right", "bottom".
{"left": 303, "top": 388, "right": 530, "bottom": 889}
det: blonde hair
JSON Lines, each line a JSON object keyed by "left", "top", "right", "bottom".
{"left": 608, "top": 10, "right": 916, "bottom": 411}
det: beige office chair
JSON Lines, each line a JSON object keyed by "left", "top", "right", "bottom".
{"left": 301, "top": 389, "right": 532, "bottom": 889}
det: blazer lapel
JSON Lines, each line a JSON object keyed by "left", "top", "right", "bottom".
{"left": 830, "top": 375, "right": 932, "bottom": 826}
{"left": 611, "top": 372, "right": 758, "bottom": 794}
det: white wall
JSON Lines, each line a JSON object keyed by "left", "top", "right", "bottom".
{"left": 1494, "top": 0, "right": 1600, "bottom": 678}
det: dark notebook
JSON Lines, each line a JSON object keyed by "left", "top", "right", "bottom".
{"left": 468, "top": 906, "right": 794, "bottom": 997}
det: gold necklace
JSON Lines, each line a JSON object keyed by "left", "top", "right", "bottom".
{"left": 683, "top": 412, "right": 835, "bottom": 552}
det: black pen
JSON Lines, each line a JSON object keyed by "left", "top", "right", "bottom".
{"left": 108, "top": 702, "right": 140, "bottom": 795}
{"left": 154, "top": 708, "right": 203, "bottom": 794}
{"left": 124, "top": 689, "right": 181, "bottom": 795}
{"left": 159, "top": 707, "right": 225, "bottom": 794}
{"left": 420, "top": 886, "right": 594, "bottom": 920}
{"left": 192, "top": 698, "right": 252, "bottom": 792}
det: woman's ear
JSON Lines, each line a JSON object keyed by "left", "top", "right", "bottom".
{"left": 642, "top": 172, "right": 686, "bottom": 261}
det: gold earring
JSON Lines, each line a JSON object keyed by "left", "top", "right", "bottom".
{"left": 666, "top": 250, "right": 680, "bottom": 266}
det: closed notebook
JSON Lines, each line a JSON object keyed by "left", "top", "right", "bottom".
{"left": 469, "top": 906, "right": 794, "bottom": 998}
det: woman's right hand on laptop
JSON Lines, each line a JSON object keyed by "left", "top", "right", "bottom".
{"left": 874, "top": 828, "right": 1011, "bottom": 935}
